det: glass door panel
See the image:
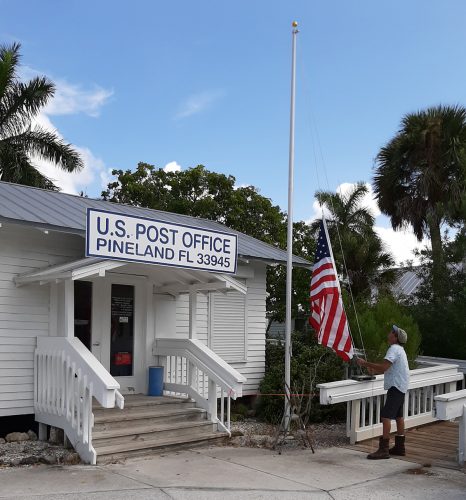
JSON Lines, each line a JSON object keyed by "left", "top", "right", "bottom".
{"left": 110, "top": 284, "right": 135, "bottom": 376}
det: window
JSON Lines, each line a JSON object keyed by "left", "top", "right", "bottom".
{"left": 209, "top": 291, "right": 246, "bottom": 362}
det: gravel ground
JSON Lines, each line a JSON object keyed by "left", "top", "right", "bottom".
{"left": 0, "top": 441, "right": 80, "bottom": 468}
{"left": 228, "top": 420, "right": 347, "bottom": 450}
{"left": 0, "top": 421, "right": 346, "bottom": 467}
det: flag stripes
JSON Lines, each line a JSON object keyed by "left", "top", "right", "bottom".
{"left": 309, "top": 220, "right": 353, "bottom": 361}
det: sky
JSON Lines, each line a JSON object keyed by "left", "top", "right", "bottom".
{"left": 3, "top": 0, "right": 466, "bottom": 264}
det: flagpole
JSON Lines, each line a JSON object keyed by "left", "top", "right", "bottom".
{"left": 284, "top": 21, "right": 299, "bottom": 428}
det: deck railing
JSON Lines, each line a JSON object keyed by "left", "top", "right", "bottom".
{"left": 34, "top": 337, "right": 124, "bottom": 464}
{"left": 318, "top": 364, "right": 463, "bottom": 444}
{"left": 154, "top": 338, "right": 246, "bottom": 434}
{"left": 434, "top": 389, "right": 466, "bottom": 466}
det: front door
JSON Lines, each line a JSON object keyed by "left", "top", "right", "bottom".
{"left": 74, "top": 277, "right": 147, "bottom": 394}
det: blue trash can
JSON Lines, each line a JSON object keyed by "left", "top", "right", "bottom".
{"left": 148, "top": 366, "right": 164, "bottom": 396}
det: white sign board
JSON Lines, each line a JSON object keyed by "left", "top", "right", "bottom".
{"left": 86, "top": 209, "right": 238, "bottom": 274}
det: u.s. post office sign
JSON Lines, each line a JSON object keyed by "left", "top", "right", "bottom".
{"left": 86, "top": 209, "right": 238, "bottom": 274}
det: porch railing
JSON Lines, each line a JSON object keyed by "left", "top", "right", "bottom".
{"left": 34, "top": 337, "right": 124, "bottom": 464}
{"left": 154, "top": 338, "right": 246, "bottom": 434}
{"left": 318, "top": 364, "right": 463, "bottom": 444}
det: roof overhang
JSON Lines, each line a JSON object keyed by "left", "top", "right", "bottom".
{"left": 14, "top": 257, "right": 247, "bottom": 295}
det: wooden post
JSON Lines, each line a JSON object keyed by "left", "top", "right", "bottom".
{"left": 38, "top": 423, "right": 47, "bottom": 441}
{"left": 350, "top": 399, "right": 361, "bottom": 444}
{"left": 208, "top": 378, "right": 217, "bottom": 423}
{"left": 64, "top": 279, "right": 74, "bottom": 339}
{"left": 460, "top": 404, "right": 466, "bottom": 466}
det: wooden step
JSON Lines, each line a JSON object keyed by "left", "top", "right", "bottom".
{"left": 93, "top": 400, "right": 196, "bottom": 417}
{"left": 95, "top": 431, "right": 229, "bottom": 464}
{"left": 93, "top": 406, "right": 206, "bottom": 432}
{"left": 93, "top": 420, "right": 216, "bottom": 447}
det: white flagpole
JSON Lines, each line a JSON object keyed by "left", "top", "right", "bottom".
{"left": 284, "top": 21, "right": 299, "bottom": 428}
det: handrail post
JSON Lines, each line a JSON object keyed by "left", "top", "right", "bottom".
{"left": 350, "top": 399, "right": 361, "bottom": 445}
{"left": 208, "top": 378, "right": 217, "bottom": 423}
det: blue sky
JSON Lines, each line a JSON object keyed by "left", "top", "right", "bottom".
{"left": 2, "top": 0, "right": 466, "bottom": 262}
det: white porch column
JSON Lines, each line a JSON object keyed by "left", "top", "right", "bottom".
{"left": 189, "top": 289, "right": 197, "bottom": 339}
{"left": 64, "top": 279, "right": 74, "bottom": 339}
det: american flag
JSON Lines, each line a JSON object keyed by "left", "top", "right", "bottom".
{"left": 310, "top": 219, "right": 354, "bottom": 361}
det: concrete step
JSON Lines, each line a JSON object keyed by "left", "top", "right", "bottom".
{"left": 95, "top": 431, "right": 229, "bottom": 464}
{"left": 93, "top": 406, "right": 207, "bottom": 432}
{"left": 93, "top": 420, "right": 216, "bottom": 447}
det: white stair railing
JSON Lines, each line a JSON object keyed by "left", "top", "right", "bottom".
{"left": 154, "top": 338, "right": 246, "bottom": 434}
{"left": 35, "top": 337, "right": 124, "bottom": 464}
{"left": 318, "top": 364, "right": 463, "bottom": 444}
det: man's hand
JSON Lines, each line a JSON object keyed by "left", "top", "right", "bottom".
{"left": 356, "top": 357, "right": 375, "bottom": 374}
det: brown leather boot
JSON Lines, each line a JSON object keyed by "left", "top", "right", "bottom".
{"left": 389, "top": 435, "right": 406, "bottom": 456}
{"left": 367, "top": 437, "right": 390, "bottom": 459}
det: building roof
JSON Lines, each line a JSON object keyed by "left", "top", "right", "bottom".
{"left": 0, "top": 181, "right": 310, "bottom": 267}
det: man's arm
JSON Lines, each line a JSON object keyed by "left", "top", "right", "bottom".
{"left": 356, "top": 358, "right": 392, "bottom": 375}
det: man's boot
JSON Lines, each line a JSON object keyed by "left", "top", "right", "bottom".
{"left": 389, "top": 435, "right": 406, "bottom": 456}
{"left": 367, "top": 437, "right": 390, "bottom": 459}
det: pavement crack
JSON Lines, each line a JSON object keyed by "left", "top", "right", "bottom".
{"left": 190, "top": 450, "right": 328, "bottom": 494}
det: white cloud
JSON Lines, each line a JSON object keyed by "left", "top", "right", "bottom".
{"left": 20, "top": 66, "right": 113, "bottom": 117}
{"left": 163, "top": 161, "right": 182, "bottom": 173}
{"left": 16, "top": 66, "right": 113, "bottom": 195}
{"left": 45, "top": 81, "right": 113, "bottom": 117}
{"left": 175, "top": 90, "right": 225, "bottom": 119}
{"left": 375, "top": 226, "right": 428, "bottom": 266}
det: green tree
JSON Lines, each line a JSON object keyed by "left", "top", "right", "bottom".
{"left": 0, "top": 43, "right": 83, "bottom": 189}
{"left": 266, "top": 221, "right": 314, "bottom": 328}
{"left": 312, "top": 183, "right": 397, "bottom": 299}
{"left": 374, "top": 105, "right": 466, "bottom": 299}
{"left": 349, "top": 296, "right": 421, "bottom": 366}
{"left": 103, "top": 163, "right": 286, "bottom": 245}
{"left": 404, "top": 233, "right": 466, "bottom": 359}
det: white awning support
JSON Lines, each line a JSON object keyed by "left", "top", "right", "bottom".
{"left": 14, "top": 257, "right": 125, "bottom": 286}
{"left": 14, "top": 257, "right": 248, "bottom": 296}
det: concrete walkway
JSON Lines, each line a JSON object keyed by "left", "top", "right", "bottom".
{"left": 0, "top": 446, "right": 465, "bottom": 499}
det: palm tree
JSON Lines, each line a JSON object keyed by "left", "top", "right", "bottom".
{"left": 312, "top": 183, "right": 396, "bottom": 299}
{"left": 374, "top": 105, "right": 466, "bottom": 299}
{"left": 0, "top": 43, "right": 83, "bottom": 189}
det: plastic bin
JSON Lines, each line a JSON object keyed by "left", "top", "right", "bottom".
{"left": 148, "top": 366, "right": 164, "bottom": 396}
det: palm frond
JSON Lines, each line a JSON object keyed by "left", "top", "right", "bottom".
{"left": 0, "top": 43, "right": 21, "bottom": 100}
{"left": 7, "top": 127, "right": 83, "bottom": 172}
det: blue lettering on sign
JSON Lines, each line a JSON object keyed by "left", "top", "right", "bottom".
{"left": 114, "top": 219, "right": 126, "bottom": 237}
{"left": 97, "top": 217, "right": 109, "bottom": 235}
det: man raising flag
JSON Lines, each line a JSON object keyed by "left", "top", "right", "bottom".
{"left": 310, "top": 219, "right": 354, "bottom": 361}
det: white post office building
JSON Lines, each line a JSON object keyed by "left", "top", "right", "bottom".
{"left": 0, "top": 181, "right": 309, "bottom": 463}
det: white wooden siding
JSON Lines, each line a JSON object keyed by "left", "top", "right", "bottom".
{"left": 0, "top": 224, "right": 82, "bottom": 416}
{"left": 170, "top": 261, "right": 267, "bottom": 396}
{"left": 209, "top": 291, "right": 246, "bottom": 362}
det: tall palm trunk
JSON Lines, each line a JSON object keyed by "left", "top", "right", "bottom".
{"left": 428, "top": 217, "right": 445, "bottom": 301}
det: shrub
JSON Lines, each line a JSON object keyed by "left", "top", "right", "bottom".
{"left": 349, "top": 295, "right": 421, "bottom": 366}
{"left": 256, "top": 333, "right": 346, "bottom": 424}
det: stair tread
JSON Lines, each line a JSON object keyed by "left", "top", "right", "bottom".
{"left": 93, "top": 420, "right": 211, "bottom": 440}
{"left": 93, "top": 396, "right": 192, "bottom": 410}
{"left": 94, "top": 406, "right": 205, "bottom": 423}
{"left": 95, "top": 431, "right": 228, "bottom": 455}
